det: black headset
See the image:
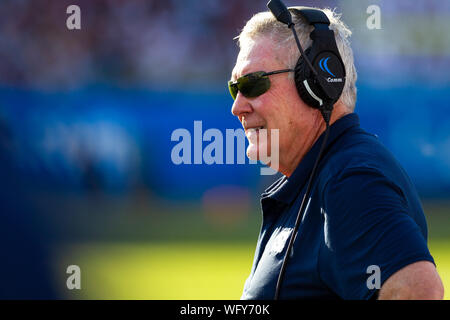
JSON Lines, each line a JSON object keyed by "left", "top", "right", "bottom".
{"left": 266, "top": 0, "right": 346, "bottom": 299}
{"left": 268, "top": 1, "right": 346, "bottom": 121}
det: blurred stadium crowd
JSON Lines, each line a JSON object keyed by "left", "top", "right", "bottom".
{"left": 0, "top": 0, "right": 261, "bottom": 90}
{"left": 1, "top": 0, "right": 448, "bottom": 90}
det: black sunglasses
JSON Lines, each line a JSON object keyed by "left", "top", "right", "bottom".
{"left": 228, "top": 69, "right": 294, "bottom": 100}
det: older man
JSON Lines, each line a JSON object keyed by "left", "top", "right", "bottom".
{"left": 229, "top": 6, "right": 444, "bottom": 300}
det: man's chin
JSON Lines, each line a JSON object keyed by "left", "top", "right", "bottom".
{"left": 246, "top": 145, "right": 258, "bottom": 161}
{"left": 246, "top": 144, "right": 271, "bottom": 162}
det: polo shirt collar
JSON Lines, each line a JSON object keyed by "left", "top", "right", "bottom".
{"left": 261, "top": 113, "right": 360, "bottom": 205}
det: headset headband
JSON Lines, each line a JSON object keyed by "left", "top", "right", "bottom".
{"left": 291, "top": 8, "right": 330, "bottom": 25}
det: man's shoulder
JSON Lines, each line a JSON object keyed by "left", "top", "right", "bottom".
{"left": 320, "top": 126, "right": 409, "bottom": 187}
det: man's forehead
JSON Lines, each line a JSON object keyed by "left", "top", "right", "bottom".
{"left": 231, "top": 37, "right": 280, "bottom": 80}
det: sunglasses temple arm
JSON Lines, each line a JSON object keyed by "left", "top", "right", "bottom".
{"left": 263, "top": 69, "right": 295, "bottom": 76}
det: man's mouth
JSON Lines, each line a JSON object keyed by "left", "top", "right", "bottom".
{"left": 245, "top": 126, "right": 265, "bottom": 142}
{"left": 246, "top": 126, "right": 265, "bottom": 133}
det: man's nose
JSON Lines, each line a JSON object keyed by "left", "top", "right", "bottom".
{"left": 231, "top": 93, "right": 253, "bottom": 117}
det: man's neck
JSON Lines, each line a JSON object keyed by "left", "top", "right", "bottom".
{"left": 279, "top": 107, "right": 351, "bottom": 177}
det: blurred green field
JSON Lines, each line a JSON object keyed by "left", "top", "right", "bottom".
{"left": 58, "top": 242, "right": 253, "bottom": 299}
{"left": 430, "top": 240, "right": 450, "bottom": 300}
{"left": 45, "top": 197, "right": 449, "bottom": 299}
{"left": 57, "top": 239, "right": 449, "bottom": 300}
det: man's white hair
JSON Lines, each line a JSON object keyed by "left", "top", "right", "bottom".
{"left": 237, "top": 7, "right": 357, "bottom": 111}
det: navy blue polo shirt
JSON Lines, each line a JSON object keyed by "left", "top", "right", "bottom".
{"left": 241, "top": 113, "right": 435, "bottom": 300}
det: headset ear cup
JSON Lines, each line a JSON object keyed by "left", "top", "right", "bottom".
{"left": 294, "top": 49, "right": 321, "bottom": 109}
{"left": 295, "top": 77, "right": 321, "bottom": 109}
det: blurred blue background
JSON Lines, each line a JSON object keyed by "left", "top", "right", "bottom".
{"left": 0, "top": 0, "right": 449, "bottom": 299}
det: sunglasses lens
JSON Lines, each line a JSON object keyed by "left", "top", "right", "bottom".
{"left": 228, "top": 72, "right": 270, "bottom": 100}
{"left": 240, "top": 74, "right": 270, "bottom": 98}
{"left": 228, "top": 81, "right": 238, "bottom": 100}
